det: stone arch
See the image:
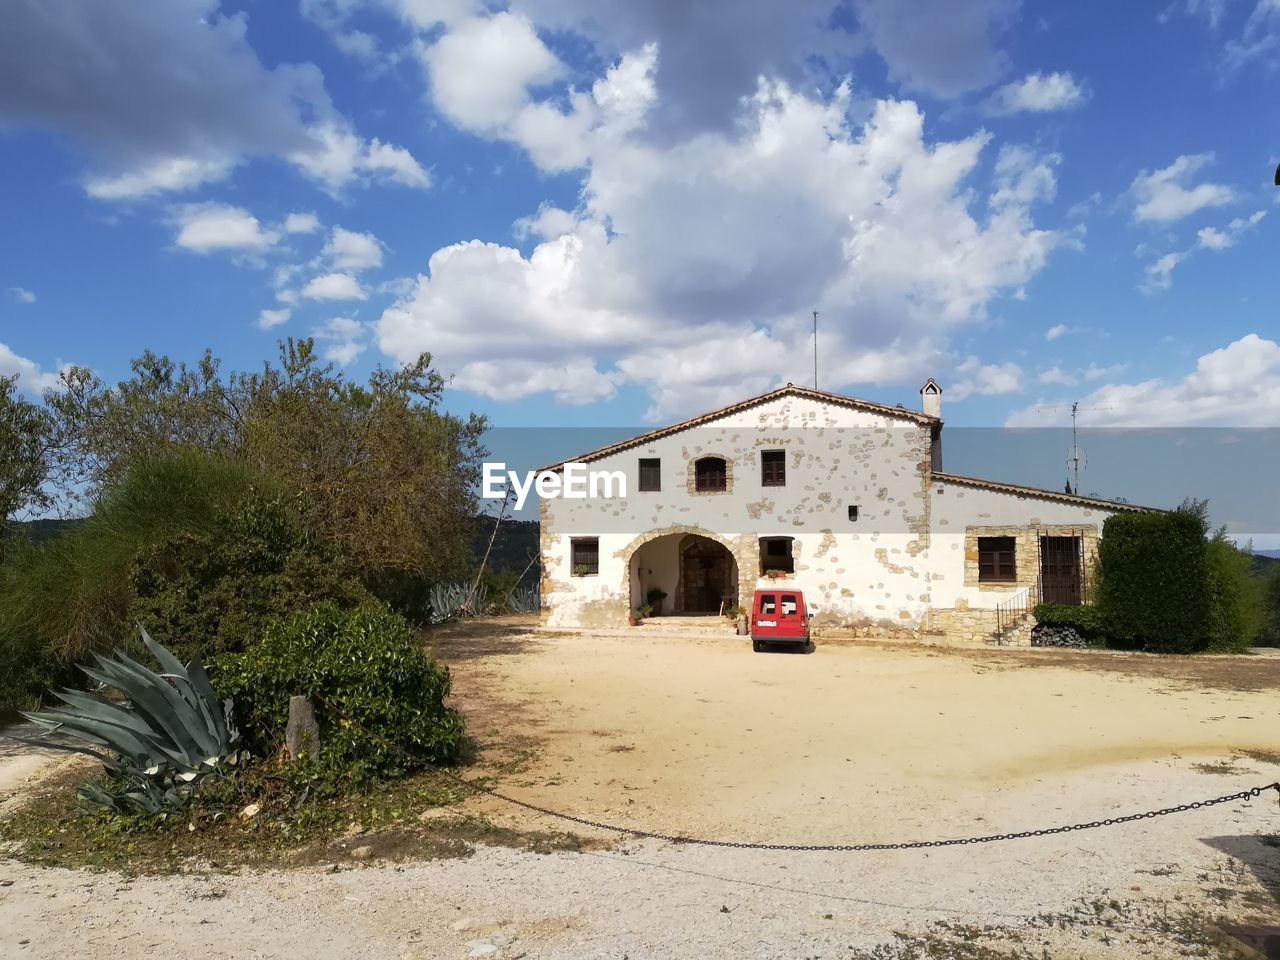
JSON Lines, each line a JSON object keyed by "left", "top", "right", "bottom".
{"left": 617, "top": 524, "right": 755, "bottom": 617}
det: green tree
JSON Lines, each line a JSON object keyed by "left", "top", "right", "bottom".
{"left": 0, "top": 374, "right": 51, "bottom": 525}
{"left": 45, "top": 339, "right": 487, "bottom": 583}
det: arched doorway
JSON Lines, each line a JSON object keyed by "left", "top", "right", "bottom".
{"left": 679, "top": 535, "right": 738, "bottom": 614}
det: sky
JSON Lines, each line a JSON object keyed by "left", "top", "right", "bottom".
{"left": 0, "top": 0, "right": 1277, "bottom": 534}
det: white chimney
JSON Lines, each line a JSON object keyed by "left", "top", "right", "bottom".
{"left": 920, "top": 378, "right": 942, "bottom": 419}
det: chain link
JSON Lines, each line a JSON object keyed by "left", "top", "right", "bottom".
{"left": 316, "top": 694, "right": 1280, "bottom": 852}
{"left": 441, "top": 772, "right": 1280, "bottom": 852}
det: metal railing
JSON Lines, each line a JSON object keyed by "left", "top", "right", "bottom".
{"left": 994, "top": 585, "right": 1033, "bottom": 643}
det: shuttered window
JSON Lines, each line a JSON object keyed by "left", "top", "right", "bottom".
{"left": 978, "top": 536, "right": 1017, "bottom": 583}
{"left": 761, "top": 450, "right": 785, "bottom": 487}
{"left": 638, "top": 458, "right": 661, "bottom": 492}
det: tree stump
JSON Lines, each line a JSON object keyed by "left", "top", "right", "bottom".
{"left": 286, "top": 695, "right": 321, "bottom": 762}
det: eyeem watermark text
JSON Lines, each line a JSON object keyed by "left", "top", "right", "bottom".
{"left": 482, "top": 462, "right": 627, "bottom": 510}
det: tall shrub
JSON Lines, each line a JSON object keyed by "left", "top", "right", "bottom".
{"left": 1255, "top": 565, "right": 1280, "bottom": 647}
{"left": 1204, "top": 538, "right": 1263, "bottom": 652}
{"left": 1097, "top": 510, "right": 1210, "bottom": 653}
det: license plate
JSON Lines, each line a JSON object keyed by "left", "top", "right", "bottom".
{"left": 756, "top": 619, "right": 776, "bottom": 627}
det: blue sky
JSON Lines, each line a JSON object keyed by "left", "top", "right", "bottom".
{"left": 1, "top": 1, "right": 1278, "bottom": 535}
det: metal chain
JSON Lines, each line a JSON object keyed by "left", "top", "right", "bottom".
{"left": 314, "top": 694, "right": 1280, "bottom": 852}
{"left": 442, "top": 772, "right": 1280, "bottom": 852}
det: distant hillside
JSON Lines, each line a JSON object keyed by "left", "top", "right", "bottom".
{"left": 471, "top": 516, "right": 539, "bottom": 574}
{"left": 1254, "top": 551, "right": 1280, "bottom": 576}
{"left": 2, "top": 517, "right": 85, "bottom": 548}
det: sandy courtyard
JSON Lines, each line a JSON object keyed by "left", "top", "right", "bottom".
{"left": 3, "top": 626, "right": 1280, "bottom": 959}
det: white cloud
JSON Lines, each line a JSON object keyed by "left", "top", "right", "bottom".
{"left": 1197, "top": 210, "right": 1266, "bottom": 250}
{"left": 377, "top": 72, "right": 1070, "bottom": 418}
{"left": 173, "top": 203, "right": 280, "bottom": 253}
{"left": 1130, "top": 153, "right": 1235, "bottom": 223}
{"left": 6, "top": 287, "right": 36, "bottom": 304}
{"left": 1038, "top": 366, "right": 1077, "bottom": 386}
{"left": 1045, "top": 323, "right": 1068, "bottom": 340}
{"left": 422, "top": 12, "right": 564, "bottom": 134}
{"left": 314, "top": 316, "right": 368, "bottom": 364}
{"left": 0, "top": 342, "right": 65, "bottom": 393}
{"left": 283, "top": 212, "right": 322, "bottom": 235}
{"left": 1008, "top": 334, "right": 1280, "bottom": 427}
{"left": 324, "top": 227, "right": 384, "bottom": 271}
{"left": 1083, "top": 361, "right": 1127, "bottom": 380}
{"left": 302, "top": 272, "right": 367, "bottom": 300}
{"left": 0, "top": 1, "right": 427, "bottom": 199}
{"left": 985, "top": 71, "right": 1088, "bottom": 114}
{"left": 1141, "top": 209, "right": 1265, "bottom": 293}
{"left": 1141, "top": 251, "right": 1186, "bottom": 294}
{"left": 85, "top": 156, "right": 237, "bottom": 200}
{"left": 257, "top": 308, "right": 292, "bottom": 330}
{"left": 947, "top": 357, "right": 1023, "bottom": 401}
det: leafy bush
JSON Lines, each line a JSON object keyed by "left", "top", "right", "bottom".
{"left": 1259, "top": 566, "right": 1280, "bottom": 648}
{"left": 0, "top": 450, "right": 267, "bottom": 712}
{"left": 1096, "top": 510, "right": 1210, "bottom": 653}
{"left": 216, "top": 603, "right": 463, "bottom": 782}
{"left": 1032, "top": 603, "right": 1106, "bottom": 641}
{"left": 130, "top": 493, "right": 371, "bottom": 663}
{"left": 1204, "top": 538, "right": 1263, "bottom": 653}
{"left": 16, "top": 627, "right": 242, "bottom": 816}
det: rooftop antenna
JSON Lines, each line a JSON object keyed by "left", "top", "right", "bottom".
{"left": 812, "top": 310, "right": 818, "bottom": 390}
{"left": 1033, "top": 401, "right": 1116, "bottom": 494}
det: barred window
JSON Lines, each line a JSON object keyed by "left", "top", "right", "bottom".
{"left": 571, "top": 537, "right": 599, "bottom": 576}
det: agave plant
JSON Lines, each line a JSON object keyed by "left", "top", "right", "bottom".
{"left": 10, "top": 626, "right": 241, "bottom": 814}
{"left": 427, "top": 580, "right": 491, "bottom": 623}
{"left": 505, "top": 583, "right": 540, "bottom": 614}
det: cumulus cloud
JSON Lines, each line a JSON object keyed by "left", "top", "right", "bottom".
{"left": 1141, "top": 251, "right": 1186, "bottom": 294}
{"left": 985, "top": 71, "right": 1088, "bottom": 114}
{"left": 377, "top": 67, "right": 1069, "bottom": 418}
{"left": 1045, "top": 323, "right": 1068, "bottom": 340}
{"left": 6, "top": 287, "right": 36, "bottom": 304}
{"left": 1130, "top": 153, "right": 1235, "bottom": 223}
{"left": 1197, "top": 210, "right": 1266, "bottom": 250}
{"left": 0, "top": 342, "right": 65, "bottom": 393}
{"left": 302, "top": 272, "right": 368, "bottom": 300}
{"left": 173, "top": 203, "right": 280, "bottom": 253}
{"left": 1038, "top": 366, "right": 1077, "bottom": 386}
{"left": 947, "top": 357, "right": 1023, "bottom": 401}
{"left": 0, "top": 0, "right": 427, "bottom": 198}
{"left": 313, "top": 316, "right": 368, "bottom": 364}
{"left": 324, "top": 227, "right": 384, "bottom": 271}
{"left": 1008, "top": 334, "right": 1280, "bottom": 427}
{"left": 257, "top": 308, "right": 292, "bottom": 330}
{"left": 283, "top": 212, "right": 322, "bottom": 235}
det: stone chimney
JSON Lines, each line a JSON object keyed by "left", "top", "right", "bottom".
{"left": 919, "top": 378, "right": 942, "bottom": 419}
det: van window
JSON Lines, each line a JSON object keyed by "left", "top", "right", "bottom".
{"left": 759, "top": 594, "right": 776, "bottom": 614}
{"left": 781, "top": 595, "right": 798, "bottom": 615}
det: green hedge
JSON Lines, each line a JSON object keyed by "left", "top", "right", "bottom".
{"left": 1097, "top": 511, "right": 1210, "bottom": 653}
{"left": 215, "top": 603, "right": 464, "bottom": 782}
{"left": 1032, "top": 603, "right": 1106, "bottom": 640}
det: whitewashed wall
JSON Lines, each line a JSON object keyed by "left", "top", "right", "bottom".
{"left": 540, "top": 394, "right": 934, "bottom": 631}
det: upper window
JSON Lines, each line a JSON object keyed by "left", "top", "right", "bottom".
{"left": 761, "top": 449, "right": 785, "bottom": 487}
{"left": 638, "top": 457, "right": 661, "bottom": 492}
{"left": 571, "top": 537, "right": 599, "bottom": 576}
{"left": 978, "top": 536, "right": 1017, "bottom": 583}
{"left": 694, "top": 456, "right": 727, "bottom": 492}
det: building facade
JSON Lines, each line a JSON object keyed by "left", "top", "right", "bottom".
{"left": 538, "top": 383, "right": 1150, "bottom": 644}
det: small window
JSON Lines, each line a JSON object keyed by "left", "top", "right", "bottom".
{"left": 759, "top": 594, "right": 777, "bottom": 615}
{"left": 978, "top": 536, "right": 1017, "bottom": 583}
{"left": 694, "top": 456, "right": 727, "bottom": 492}
{"left": 848, "top": 505, "right": 859, "bottom": 522}
{"left": 638, "top": 457, "right": 661, "bottom": 492}
{"left": 759, "top": 537, "right": 795, "bottom": 574}
{"left": 570, "top": 537, "right": 599, "bottom": 576}
{"left": 761, "top": 449, "right": 785, "bottom": 487}
{"left": 780, "top": 595, "right": 798, "bottom": 615}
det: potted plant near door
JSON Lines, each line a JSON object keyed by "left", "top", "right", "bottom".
{"left": 631, "top": 603, "right": 652, "bottom": 626}
{"left": 646, "top": 587, "right": 668, "bottom": 617}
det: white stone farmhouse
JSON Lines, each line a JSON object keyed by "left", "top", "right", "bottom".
{"left": 538, "top": 383, "right": 1153, "bottom": 644}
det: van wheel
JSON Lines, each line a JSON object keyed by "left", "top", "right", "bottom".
{"left": 752, "top": 639, "right": 763, "bottom": 653}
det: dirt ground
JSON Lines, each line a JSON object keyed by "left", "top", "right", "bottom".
{"left": 3, "top": 624, "right": 1280, "bottom": 959}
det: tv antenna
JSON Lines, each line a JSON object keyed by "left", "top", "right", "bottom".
{"left": 1033, "top": 401, "right": 1116, "bottom": 494}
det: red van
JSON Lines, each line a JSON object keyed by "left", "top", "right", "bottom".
{"left": 750, "top": 588, "right": 811, "bottom": 652}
